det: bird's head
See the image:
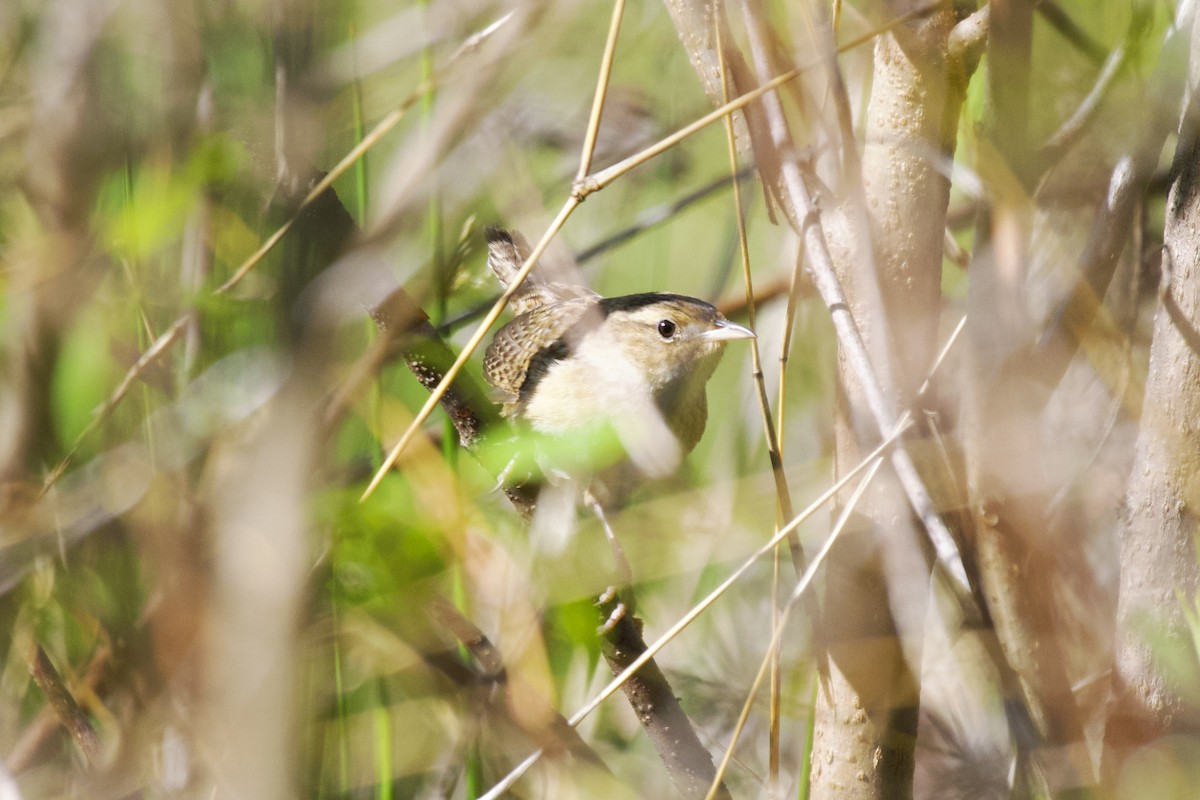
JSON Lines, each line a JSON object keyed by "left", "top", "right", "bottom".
{"left": 596, "top": 293, "right": 755, "bottom": 394}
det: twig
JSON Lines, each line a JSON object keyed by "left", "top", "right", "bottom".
{"left": 716, "top": 9, "right": 804, "bottom": 573}
{"left": 41, "top": 316, "right": 188, "bottom": 493}
{"left": 948, "top": 6, "right": 989, "bottom": 66}
{"left": 741, "top": 4, "right": 972, "bottom": 595}
{"left": 705, "top": 456, "right": 885, "bottom": 800}
{"left": 777, "top": 241, "right": 806, "bottom": 440}
{"left": 715, "top": 18, "right": 795, "bottom": 794}
{"left": 25, "top": 645, "right": 102, "bottom": 766}
{"left": 362, "top": 0, "right": 952, "bottom": 500}
{"left": 575, "top": 0, "right": 626, "bottom": 182}
{"left": 574, "top": 168, "right": 755, "bottom": 264}
{"left": 596, "top": 588, "right": 734, "bottom": 799}
{"left": 367, "top": 289, "right": 497, "bottom": 450}
{"left": 477, "top": 424, "right": 910, "bottom": 800}
{"left": 215, "top": 11, "right": 514, "bottom": 295}
{"left": 7, "top": 644, "right": 109, "bottom": 773}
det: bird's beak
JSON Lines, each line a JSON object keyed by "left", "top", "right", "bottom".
{"left": 700, "top": 318, "right": 756, "bottom": 341}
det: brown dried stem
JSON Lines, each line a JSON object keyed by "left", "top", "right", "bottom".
{"left": 24, "top": 644, "right": 103, "bottom": 767}
{"left": 479, "top": 426, "right": 909, "bottom": 799}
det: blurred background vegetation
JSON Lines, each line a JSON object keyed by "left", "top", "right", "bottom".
{"left": 1, "top": 0, "right": 1197, "bottom": 798}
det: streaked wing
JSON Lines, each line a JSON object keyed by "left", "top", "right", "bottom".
{"left": 510, "top": 281, "right": 600, "bottom": 316}
{"left": 483, "top": 298, "right": 599, "bottom": 406}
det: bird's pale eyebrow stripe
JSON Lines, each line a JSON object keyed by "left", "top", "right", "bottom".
{"left": 515, "top": 293, "right": 719, "bottom": 403}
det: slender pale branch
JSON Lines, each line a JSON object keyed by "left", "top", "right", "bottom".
{"left": 717, "top": 12, "right": 799, "bottom": 544}
{"left": 476, "top": 424, "right": 909, "bottom": 800}
{"left": 777, "top": 240, "right": 805, "bottom": 437}
{"left": 704, "top": 456, "right": 885, "bottom": 800}
{"left": 716, "top": 17, "right": 791, "bottom": 794}
{"left": 360, "top": 196, "right": 579, "bottom": 501}
{"left": 215, "top": 11, "right": 514, "bottom": 295}
{"left": 575, "top": 0, "right": 627, "bottom": 182}
{"left": 41, "top": 315, "right": 189, "bottom": 492}
{"left": 360, "top": 1, "right": 950, "bottom": 498}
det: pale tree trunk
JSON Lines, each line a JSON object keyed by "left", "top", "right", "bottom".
{"left": 1103, "top": 7, "right": 1200, "bottom": 785}
{"left": 812, "top": 5, "right": 967, "bottom": 798}
{"left": 664, "top": 0, "right": 970, "bottom": 795}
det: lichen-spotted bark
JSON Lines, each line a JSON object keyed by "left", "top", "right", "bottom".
{"left": 664, "top": 0, "right": 969, "bottom": 795}
{"left": 814, "top": 4, "right": 967, "bottom": 799}
{"left": 1103, "top": 7, "right": 1200, "bottom": 782}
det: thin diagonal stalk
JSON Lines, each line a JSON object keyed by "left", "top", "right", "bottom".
{"left": 920, "top": 315, "right": 967, "bottom": 400}
{"left": 362, "top": 0, "right": 948, "bottom": 500}
{"left": 715, "top": 18, "right": 791, "bottom": 796}
{"left": 705, "top": 455, "right": 885, "bottom": 800}
{"left": 41, "top": 315, "right": 189, "bottom": 492}
{"left": 215, "top": 12, "right": 514, "bottom": 295}
{"left": 717, "top": 7, "right": 799, "bottom": 554}
{"left": 26, "top": 643, "right": 103, "bottom": 765}
{"left": 360, "top": 195, "right": 579, "bottom": 500}
{"left": 477, "top": 423, "right": 909, "bottom": 800}
{"left": 575, "top": 0, "right": 627, "bottom": 182}
{"left": 777, "top": 240, "right": 805, "bottom": 438}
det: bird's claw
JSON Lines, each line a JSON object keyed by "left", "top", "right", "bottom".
{"left": 596, "top": 587, "right": 627, "bottom": 635}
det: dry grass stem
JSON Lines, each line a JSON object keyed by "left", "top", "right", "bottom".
{"left": 360, "top": 195, "right": 580, "bottom": 500}
{"left": 41, "top": 316, "right": 188, "bottom": 492}
{"left": 215, "top": 11, "right": 514, "bottom": 295}
{"left": 575, "top": 0, "right": 627, "bottom": 182}
{"left": 478, "top": 423, "right": 907, "bottom": 800}
{"left": 8, "top": 1, "right": 1198, "bottom": 796}
{"left": 705, "top": 455, "right": 886, "bottom": 800}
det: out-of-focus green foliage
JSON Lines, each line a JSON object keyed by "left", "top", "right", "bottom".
{"left": 0, "top": 0, "right": 1196, "bottom": 797}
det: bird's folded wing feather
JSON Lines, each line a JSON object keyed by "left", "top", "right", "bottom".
{"left": 483, "top": 298, "right": 600, "bottom": 405}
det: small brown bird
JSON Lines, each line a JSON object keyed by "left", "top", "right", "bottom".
{"left": 482, "top": 227, "right": 753, "bottom": 501}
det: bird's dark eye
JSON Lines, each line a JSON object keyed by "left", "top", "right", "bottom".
{"left": 657, "top": 319, "right": 677, "bottom": 339}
